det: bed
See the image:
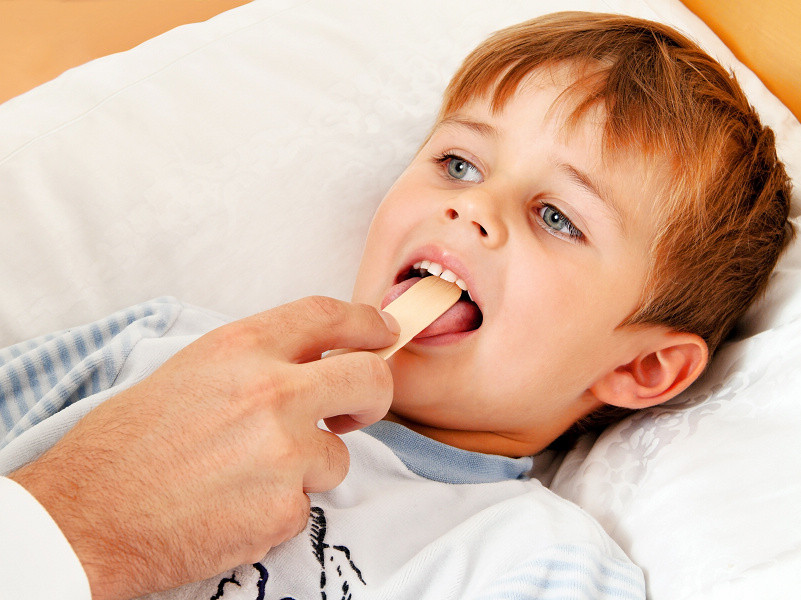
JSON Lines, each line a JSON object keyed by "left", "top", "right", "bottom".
{"left": 1, "top": 1, "right": 799, "bottom": 598}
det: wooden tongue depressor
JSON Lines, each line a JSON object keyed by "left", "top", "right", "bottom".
{"left": 372, "top": 276, "right": 463, "bottom": 359}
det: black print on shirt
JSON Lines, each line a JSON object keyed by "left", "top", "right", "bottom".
{"left": 210, "top": 572, "right": 241, "bottom": 600}
{"left": 309, "top": 505, "right": 366, "bottom": 599}
{"left": 209, "top": 506, "right": 365, "bottom": 600}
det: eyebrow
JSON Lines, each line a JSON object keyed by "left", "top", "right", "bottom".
{"left": 557, "top": 162, "right": 626, "bottom": 234}
{"left": 437, "top": 116, "right": 499, "bottom": 140}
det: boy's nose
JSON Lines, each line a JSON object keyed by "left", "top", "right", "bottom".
{"left": 443, "top": 191, "right": 508, "bottom": 248}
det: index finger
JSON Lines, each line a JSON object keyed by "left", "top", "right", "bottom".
{"left": 252, "top": 296, "right": 400, "bottom": 363}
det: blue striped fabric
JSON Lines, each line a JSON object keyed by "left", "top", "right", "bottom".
{"left": 477, "top": 543, "right": 645, "bottom": 599}
{"left": 0, "top": 298, "right": 182, "bottom": 450}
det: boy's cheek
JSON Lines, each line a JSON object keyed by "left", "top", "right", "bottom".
{"left": 351, "top": 252, "right": 393, "bottom": 306}
{"left": 351, "top": 219, "right": 411, "bottom": 304}
{"left": 351, "top": 217, "right": 396, "bottom": 301}
{"left": 350, "top": 271, "right": 378, "bottom": 305}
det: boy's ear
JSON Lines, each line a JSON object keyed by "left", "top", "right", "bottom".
{"left": 589, "top": 331, "right": 708, "bottom": 410}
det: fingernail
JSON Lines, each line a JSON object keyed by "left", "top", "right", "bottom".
{"left": 380, "top": 311, "right": 401, "bottom": 335}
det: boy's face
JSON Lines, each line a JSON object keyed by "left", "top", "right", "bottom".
{"left": 352, "top": 67, "right": 662, "bottom": 456}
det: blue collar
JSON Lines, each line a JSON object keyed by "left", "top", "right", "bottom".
{"left": 363, "top": 420, "right": 534, "bottom": 484}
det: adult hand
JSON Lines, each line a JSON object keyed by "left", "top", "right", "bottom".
{"left": 9, "top": 296, "right": 399, "bottom": 600}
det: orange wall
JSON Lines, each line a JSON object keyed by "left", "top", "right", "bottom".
{"left": 681, "top": 0, "right": 801, "bottom": 120}
{"left": 0, "top": 0, "right": 251, "bottom": 104}
{"left": 1, "top": 1, "right": 799, "bottom": 121}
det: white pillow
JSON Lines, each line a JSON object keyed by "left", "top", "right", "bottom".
{"left": 1, "top": 1, "right": 799, "bottom": 598}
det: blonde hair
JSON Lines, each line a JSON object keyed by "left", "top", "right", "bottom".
{"left": 438, "top": 12, "right": 794, "bottom": 439}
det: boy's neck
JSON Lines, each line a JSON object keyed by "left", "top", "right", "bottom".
{"left": 383, "top": 412, "right": 545, "bottom": 458}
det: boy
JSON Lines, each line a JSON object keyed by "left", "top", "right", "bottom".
{"left": 1, "top": 11, "right": 793, "bottom": 600}
{"left": 350, "top": 10, "right": 793, "bottom": 456}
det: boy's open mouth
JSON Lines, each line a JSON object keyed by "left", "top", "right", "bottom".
{"left": 383, "top": 260, "right": 483, "bottom": 339}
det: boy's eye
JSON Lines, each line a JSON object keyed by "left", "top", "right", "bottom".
{"left": 538, "top": 205, "right": 585, "bottom": 242}
{"left": 436, "top": 153, "right": 483, "bottom": 183}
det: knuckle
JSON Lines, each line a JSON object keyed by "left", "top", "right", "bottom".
{"left": 242, "top": 544, "right": 269, "bottom": 566}
{"left": 233, "top": 362, "right": 298, "bottom": 417}
{"left": 358, "top": 351, "right": 394, "bottom": 391}
{"left": 260, "top": 366, "right": 310, "bottom": 416}
{"left": 302, "top": 295, "right": 347, "bottom": 328}
{"left": 254, "top": 422, "right": 300, "bottom": 470}
{"left": 244, "top": 489, "right": 310, "bottom": 561}
{"left": 271, "top": 490, "right": 311, "bottom": 543}
{"left": 209, "top": 319, "right": 263, "bottom": 354}
{"left": 229, "top": 365, "right": 297, "bottom": 418}
{"left": 271, "top": 430, "right": 305, "bottom": 467}
{"left": 289, "top": 493, "right": 312, "bottom": 537}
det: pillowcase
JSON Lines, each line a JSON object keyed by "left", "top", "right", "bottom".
{"left": 0, "top": 1, "right": 798, "bottom": 598}
{"left": 2, "top": 0, "right": 796, "bottom": 344}
{"left": 549, "top": 317, "right": 801, "bottom": 598}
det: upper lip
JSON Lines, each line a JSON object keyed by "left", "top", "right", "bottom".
{"left": 393, "top": 245, "right": 482, "bottom": 309}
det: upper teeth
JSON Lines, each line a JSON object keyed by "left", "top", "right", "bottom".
{"left": 413, "top": 260, "right": 471, "bottom": 299}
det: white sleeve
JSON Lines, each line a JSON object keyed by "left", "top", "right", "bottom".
{"left": 0, "top": 476, "right": 91, "bottom": 600}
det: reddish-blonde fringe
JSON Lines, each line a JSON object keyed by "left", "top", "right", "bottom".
{"left": 436, "top": 12, "right": 794, "bottom": 438}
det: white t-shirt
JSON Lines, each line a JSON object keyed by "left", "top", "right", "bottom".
{"left": 1, "top": 298, "right": 645, "bottom": 599}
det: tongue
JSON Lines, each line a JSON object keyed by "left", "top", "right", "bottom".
{"left": 381, "top": 277, "right": 482, "bottom": 338}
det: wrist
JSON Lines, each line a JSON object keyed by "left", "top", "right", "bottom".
{"left": 9, "top": 454, "right": 135, "bottom": 600}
